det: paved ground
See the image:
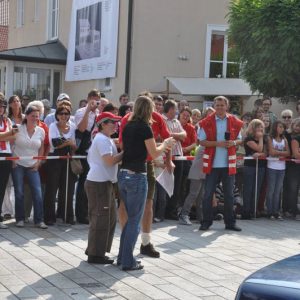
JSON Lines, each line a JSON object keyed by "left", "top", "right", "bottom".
{"left": 0, "top": 218, "right": 299, "bottom": 300}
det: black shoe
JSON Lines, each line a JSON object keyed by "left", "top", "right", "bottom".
{"left": 77, "top": 218, "right": 89, "bottom": 224}
{"left": 140, "top": 243, "right": 160, "bottom": 258}
{"left": 122, "top": 262, "right": 144, "bottom": 271}
{"left": 87, "top": 256, "right": 114, "bottom": 264}
{"left": 199, "top": 223, "right": 210, "bottom": 231}
{"left": 3, "top": 214, "right": 11, "bottom": 221}
{"left": 165, "top": 212, "right": 179, "bottom": 220}
{"left": 225, "top": 225, "right": 242, "bottom": 232}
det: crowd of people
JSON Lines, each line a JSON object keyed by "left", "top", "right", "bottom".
{"left": 0, "top": 89, "right": 300, "bottom": 271}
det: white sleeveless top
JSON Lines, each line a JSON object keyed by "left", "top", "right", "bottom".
{"left": 267, "top": 138, "right": 286, "bottom": 170}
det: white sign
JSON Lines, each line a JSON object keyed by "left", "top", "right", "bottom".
{"left": 66, "top": 0, "right": 119, "bottom": 81}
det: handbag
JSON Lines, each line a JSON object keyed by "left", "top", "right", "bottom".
{"left": 70, "top": 158, "right": 83, "bottom": 175}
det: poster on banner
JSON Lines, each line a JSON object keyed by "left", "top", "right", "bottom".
{"left": 66, "top": 0, "right": 119, "bottom": 81}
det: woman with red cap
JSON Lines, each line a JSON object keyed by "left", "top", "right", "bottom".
{"left": 85, "top": 112, "right": 123, "bottom": 264}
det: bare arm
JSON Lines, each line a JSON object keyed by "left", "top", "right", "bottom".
{"left": 102, "top": 151, "right": 124, "bottom": 167}
{"left": 145, "top": 137, "right": 174, "bottom": 160}
{"left": 268, "top": 137, "right": 290, "bottom": 157}
{"left": 291, "top": 139, "right": 300, "bottom": 159}
{"left": 246, "top": 138, "right": 264, "bottom": 153}
{"left": 171, "top": 131, "right": 186, "bottom": 141}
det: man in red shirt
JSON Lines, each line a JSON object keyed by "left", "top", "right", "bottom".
{"left": 119, "top": 95, "right": 174, "bottom": 258}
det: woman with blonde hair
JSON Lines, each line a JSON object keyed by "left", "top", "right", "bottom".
{"left": 242, "top": 119, "right": 267, "bottom": 219}
{"left": 117, "top": 96, "right": 174, "bottom": 271}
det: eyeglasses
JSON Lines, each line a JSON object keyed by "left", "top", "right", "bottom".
{"left": 282, "top": 116, "right": 292, "bottom": 119}
{"left": 58, "top": 112, "right": 70, "bottom": 116}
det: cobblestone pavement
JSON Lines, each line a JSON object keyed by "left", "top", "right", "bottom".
{"left": 0, "top": 218, "right": 299, "bottom": 299}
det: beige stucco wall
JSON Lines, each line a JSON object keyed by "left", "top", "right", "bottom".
{"left": 129, "top": 0, "right": 230, "bottom": 99}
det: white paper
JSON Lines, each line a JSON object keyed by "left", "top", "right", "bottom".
{"left": 156, "top": 168, "right": 174, "bottom": 197}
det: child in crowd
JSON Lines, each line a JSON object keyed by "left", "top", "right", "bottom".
{"left": 266, "top": 121, "right": 290, "bottom": 220}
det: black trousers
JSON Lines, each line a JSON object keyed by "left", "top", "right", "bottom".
{"left": 0, "top": 153, "right": 12, "bottom": 221}
{"left": 75, "top": 158, "right": 90, "bottom": 222}
{"left": 44, "top": 158, "right": 77, "bottom": 223}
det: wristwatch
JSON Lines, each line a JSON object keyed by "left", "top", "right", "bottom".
{"left": 233, "top": 140, "right": 237, "bottom": 146}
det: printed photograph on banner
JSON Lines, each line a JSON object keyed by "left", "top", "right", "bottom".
{"left": 75, "top": 2, "right": 102, "bottom": 61}
{"left": 66, "top": 0, "right": 119, "bottom": 81}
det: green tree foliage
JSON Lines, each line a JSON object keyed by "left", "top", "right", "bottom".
{"left": 228, "top": 0, "right": 300, "bottom": 101}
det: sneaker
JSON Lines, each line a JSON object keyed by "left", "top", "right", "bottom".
{"left": 140, "top": 243, "right": 160, "bottom": 258}
{"left": 276, "top": 215, "right": 284, "bottom": 221}
{"left": 35, "top": 222, "right": 48, "bottom": 229}
{"left": 153, "top": 217, "right": 162, "bottom": 223}
{"left": 269, "top": 215, "right": 275, "bottom": 220}
{"left": 24, "top": 218, "right": 30, "bottom": 223}
{"left": 284, "top": 212, "right": 292, "bottom": 218}
{"left": 0, "top": 222, "right": 8, "bottom": 229}
{"left": 3, "top": 214, "right": 11, "bottom": 221}
{"left": 16, "top": 221, "right": 24, "bottom": 228}
{"left": 295, "top": 214, "right": 300, "bottom": 221}
{"left": 178, "top": 214, "right": 192, "bottom": 225}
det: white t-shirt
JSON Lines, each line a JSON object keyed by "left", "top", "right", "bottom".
{"left": 49, "top": 122, "right": 76, "bottom": 153}
{"left": 0, "top": 118, "right": 12, "bottom": 154}
{"left": 267, "top": 138, "right": 286, "bottom": 170}
{"left": 13, "top": 124, "right": 45, "bottom": 167}
{"left": 74, "top": 107, "right": 98, "bottom": 132}
{"left": 87, "top": 133, "right": 118, "bottom": 183}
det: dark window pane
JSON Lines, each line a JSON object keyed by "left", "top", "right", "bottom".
{"left": 53, "top": 71, "right": 61, "bottom": 107}
{"left": 226, "top": 63, "right": 240, "bottom": 78}
{"left": 209, "top": 62, "right": 223, "bottom": 78}
{"left": 210, "top": 34, "right": 224, "bottom": 61}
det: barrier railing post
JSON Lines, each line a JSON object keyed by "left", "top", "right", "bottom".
{"left": 64, "top": 157, "right": 70, "bottom": 224}
{"left": 254, "top": 157, "right": 258, "bottom": 219}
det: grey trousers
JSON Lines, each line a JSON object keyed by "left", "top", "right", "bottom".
{"left": 84, "top": 180, "right": 116, "bottom": 257}
{"left": 181, "top": 179, "right": 205, "bottom": 222}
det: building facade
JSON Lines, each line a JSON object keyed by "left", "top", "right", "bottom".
{"left": 0, "top": 0, "right": 294, "bottom": 115}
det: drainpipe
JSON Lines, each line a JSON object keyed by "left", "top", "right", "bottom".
{"left": 125, "top": 0, "right": 133, "bottom": 95}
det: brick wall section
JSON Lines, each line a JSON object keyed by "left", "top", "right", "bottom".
{"left": 0, "top": 25, "right": 8, "bottom": 50}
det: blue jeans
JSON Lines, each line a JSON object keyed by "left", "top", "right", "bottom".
{"left": 266, "top": 168, "right": 285, "bottom": 215}
{"left": 117, "top": 170, "right": 147, "bottom": 268}
{"left": 202, "top": 168, "right": 236, "bottom": 227}
{"left": 12, "top": 164, "right": 44, "bottom": 224}
{"left": 242, "top": 166, "right": 265, "bottom": 217}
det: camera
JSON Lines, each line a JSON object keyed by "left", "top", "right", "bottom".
{"left": 52, "top": 137, "right": 66, "bottom": 148}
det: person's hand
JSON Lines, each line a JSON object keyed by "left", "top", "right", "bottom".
{"left": 30, "top": 161, "right": 41, "bottom": 171}
{"left": 86, "top": 99, "right": 98, "bottom": 112}
{"left": 163, "top": 137, "right": 175, "bottom": 151}
{"left": 225, "top": 140, "right": 236, "bottom": 148}
{"left": 218, "top": 141, "right": 227, "bottom": 148}
{"left": 166, "top": 160, "right": 175, "bottom": 173}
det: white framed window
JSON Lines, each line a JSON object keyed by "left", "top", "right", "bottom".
{"left": 34, "top": 0, "right": 40, "bottom": 22}
{"left": 204, "top": 24, "right": 240, "bottom": 79}
{"left": 47, "top": 0, "right": 59, "bottom": 40}
{"left": 16, "top": 0, "right": 24, "bottom": 27}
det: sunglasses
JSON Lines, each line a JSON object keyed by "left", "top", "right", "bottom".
{"left": 58, "top": 112, "right": 70, "bottom": 116}
{"left": 282, "top": 116, "right": 291, "bottom": 119}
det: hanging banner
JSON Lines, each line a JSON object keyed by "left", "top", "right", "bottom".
{"left": 66, "top": 0, "right": 119, "bottom": 81}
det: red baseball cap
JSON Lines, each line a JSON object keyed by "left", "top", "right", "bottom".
{"left": 96, "top": 112, "right": 121, "bottom": 125}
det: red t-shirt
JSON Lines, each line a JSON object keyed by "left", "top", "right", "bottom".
{"left": 181, "top": 122, "right": 197, "bottom": 155}
{"left": 119, "top": 111, "right": 170, "bottom": 161}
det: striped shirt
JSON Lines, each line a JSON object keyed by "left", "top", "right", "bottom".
{"left": 162, "top": 114, "right": 184, "bottom": 156}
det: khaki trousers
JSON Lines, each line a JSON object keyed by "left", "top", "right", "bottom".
{"left": 84, "top": 180, "right": 116, "bottom": 257}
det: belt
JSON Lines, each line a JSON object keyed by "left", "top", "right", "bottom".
{"left": 120, "top": 169, "right": 147, "bottom": 175}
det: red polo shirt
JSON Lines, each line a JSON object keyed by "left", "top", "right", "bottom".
{"left": 181, "top": 122, "right": 197, "bottom": 155}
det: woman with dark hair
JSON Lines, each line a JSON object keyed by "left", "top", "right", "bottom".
{"left": 12, "top": 105, "right": 47, "bottom": 229}
{"left": 0, "top": 99, "right": 18, "bottom": 228}
{"left": 117, "top": 96, "right": 174, "bottom": 271}
{"left": 43, "top": 104, "right": 77, "bottom": 225}
{"left": 118, "top": 104, "right": 131, "bottom": 118}
{"left": 8, "top": 95, "right": 24, "bottom": 125}
{"left": 266, "top": 121, "right": 290, "bottom": 219}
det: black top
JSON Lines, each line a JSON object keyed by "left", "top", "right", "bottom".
{"left": 244, "top": 136, "right": 267, "bottom": 167}
{"left": 291, "top": 135, "right": 300, "bottom": 158}
{"left": 121, "top": 120, "right": 153, "bottom": 173}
